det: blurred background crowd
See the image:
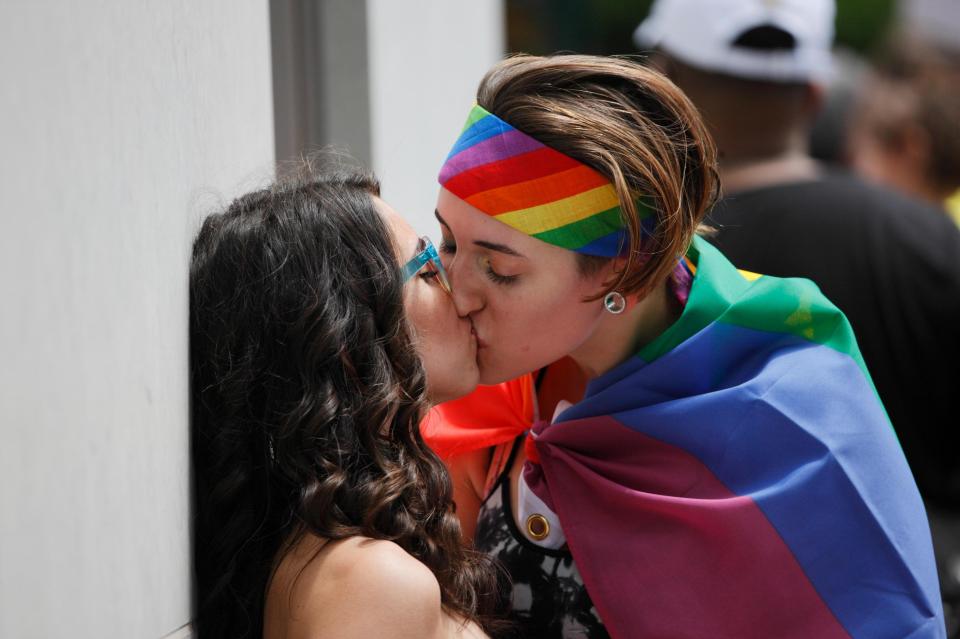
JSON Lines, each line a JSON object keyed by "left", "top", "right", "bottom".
{"left": 510, "top": 0, "right": 960, "bottom": 220}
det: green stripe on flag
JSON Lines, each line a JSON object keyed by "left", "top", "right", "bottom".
{"left": 462, "top": 105, "right": 490, "bottom": 133}
{"left": 532, "top": 205, "right": 624, "bottom": 249}
{"left": 638, "top": 236, "right": 893, "bottom": 434}
{"left": 528, "top": 199, "right": 652, "bottom": 250}
{"left": 640, "top": 237, "right": 869, "bottom": 376}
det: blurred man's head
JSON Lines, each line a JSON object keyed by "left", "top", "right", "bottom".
{"left": 635, "top": 0, "right": 835, "bottom": 166}
{"left": 848, "top": 33, "right": 960, "bottom": 206}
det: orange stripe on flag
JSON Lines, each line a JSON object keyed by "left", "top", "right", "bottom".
{"left": 494, "top": 184, "right": 620, "bottom": 235}
{"left": 465, "top": 165, "right": 610, "bottom": 216}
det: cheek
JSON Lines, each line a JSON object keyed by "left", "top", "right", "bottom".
{"left": 405, "top": 289, "right": 476, "bottom": 375}
{"left": 507, "top": 295, "right": 599, "bottom": 348}
{"left": 406, "top": 292, "right": 449, "bottom": 354}
{"left": 478, "top": 279, "right": 603, "bottom": 380}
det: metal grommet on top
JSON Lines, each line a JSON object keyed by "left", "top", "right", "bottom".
{"left": 525, "top": 513, "right": 550, "bottom": 541}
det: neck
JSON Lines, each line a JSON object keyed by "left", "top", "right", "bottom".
{"left": 702, "top": 99, "right": 818, "bottom": 195}
{"left": 719, "top": 151, "right": 821, "bottom": 195}
{"left": 568, "top": 278, "right": 680, "bottom": 379}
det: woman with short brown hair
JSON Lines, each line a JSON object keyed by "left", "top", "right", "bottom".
{"left": 425, "top": 54, "right": 942, "bottom": 638}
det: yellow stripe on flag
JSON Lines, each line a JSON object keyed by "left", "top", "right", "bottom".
{"left": 493, "top": 184, "right": 620, "bottom": 235}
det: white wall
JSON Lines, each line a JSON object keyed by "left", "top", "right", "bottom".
{"left": 0, "top": 2, "right": 275, "bottom": 638}
{"left": 366, "top": 0, "right": 506, "bottom": 235}
{"left": 0, "top": 1, "right": 503, "bottom": 635}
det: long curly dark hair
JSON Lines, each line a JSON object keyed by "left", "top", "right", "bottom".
{"left": 190, "top": 166, "right": 500, "bottom": 638}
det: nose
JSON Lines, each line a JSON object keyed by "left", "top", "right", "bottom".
{"left": 445, "top": 257, "right": 484, "bottom": 319}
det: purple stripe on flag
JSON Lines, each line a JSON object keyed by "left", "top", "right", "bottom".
{"left": 439, "top": 128, "right": 544, "bottom": 185}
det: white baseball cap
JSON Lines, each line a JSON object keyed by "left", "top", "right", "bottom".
{"left": 634, "top": 0, "right": 836, "bottom": 83}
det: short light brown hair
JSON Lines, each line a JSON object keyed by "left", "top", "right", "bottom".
{"left": 476, "top": 54, "right": 719, "bottom": 298}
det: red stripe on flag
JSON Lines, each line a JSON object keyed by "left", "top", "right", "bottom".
{"left": 532, "top": 415, "right": 850, "bottom": 639}
{"left": 443, "top": 147, "right": 580, "bottom": 201}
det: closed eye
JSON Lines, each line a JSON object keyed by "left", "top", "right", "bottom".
{"left": 485, "top": 265, "right": 518, "bottom": 285}
{"left": 482, "top": 256, "right": 518, "bottom": 286}
{"left": 419, "top": 268, "right": 442, "bottom": 284}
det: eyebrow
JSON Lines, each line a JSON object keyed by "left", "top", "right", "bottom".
{"left": 474, "top": 240, "right": 525, "bottom": 257}
{"left": 434, "top": 209, "right": 526, "bottom": 258}
{"left": 407, "top": 236, "right": 425, "bottom": 263}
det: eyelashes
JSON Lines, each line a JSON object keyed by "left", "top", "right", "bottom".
{"left": 418, "top": 269, "right": 441, "bottom": 284}
{"left": 439, "top": 240, "right": 518, "bottom": 286}
{"left": 484, "top": 265, "right": 518, "bottom": 286}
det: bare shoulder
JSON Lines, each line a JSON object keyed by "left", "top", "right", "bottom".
{"left": 330, "top": 536, "right": 442, "bottom": 608}
{"left": 271, "top": 535, "right": 449, "bottom": 639}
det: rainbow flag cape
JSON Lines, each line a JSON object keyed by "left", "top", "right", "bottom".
{"left": 424, "top": 236, "right": 944, "bottom": 638}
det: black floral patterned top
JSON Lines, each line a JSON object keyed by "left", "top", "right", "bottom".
{"left": 475, "top": 436, "right": 610, "bottom": 639}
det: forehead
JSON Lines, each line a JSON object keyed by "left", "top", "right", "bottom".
{"left": 373, "top": 196, "right": 418, "bottom": 258}
{"left": 438, "top": 189, "right": 519, "bottom": 239}
{"left": 436, "top": 188, "right": 568, "bottom": 259}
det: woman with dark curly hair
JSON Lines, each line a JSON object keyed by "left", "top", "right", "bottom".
{"left": 190, "top": 166, "right": 499, "bottom": 639}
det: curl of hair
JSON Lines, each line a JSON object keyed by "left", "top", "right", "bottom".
{"left": 190, "top": 164, "right": 501, "bottom": 638}
{"left": 476, "top": 54, "right": 720, "bottom": 299}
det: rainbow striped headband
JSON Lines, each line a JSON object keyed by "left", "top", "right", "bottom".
{"left": 438, "top": 105, "right": 654, "bottom": 257}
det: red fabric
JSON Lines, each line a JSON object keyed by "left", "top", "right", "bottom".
{"left": 534, "top": 415, "right": 850, "bottom": 639}
{"left": 420, "top": 373, "right": 535, "bottom": 460}
{"left": 442, "top": 147, "right": 579, "bottom": 199}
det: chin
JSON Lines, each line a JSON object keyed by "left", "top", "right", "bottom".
{"left": 478, "top": 365, "right": 518, "bottom": 387}
{"left": 427, "top": 366, "right": 480, "bottom": 405}
{"left": 477, "top": 350, "right": 564, "bottom": 386}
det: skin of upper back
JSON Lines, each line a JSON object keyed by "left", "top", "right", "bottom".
{"left": 263, "top": 534, "right": 488, "bottom": 639}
